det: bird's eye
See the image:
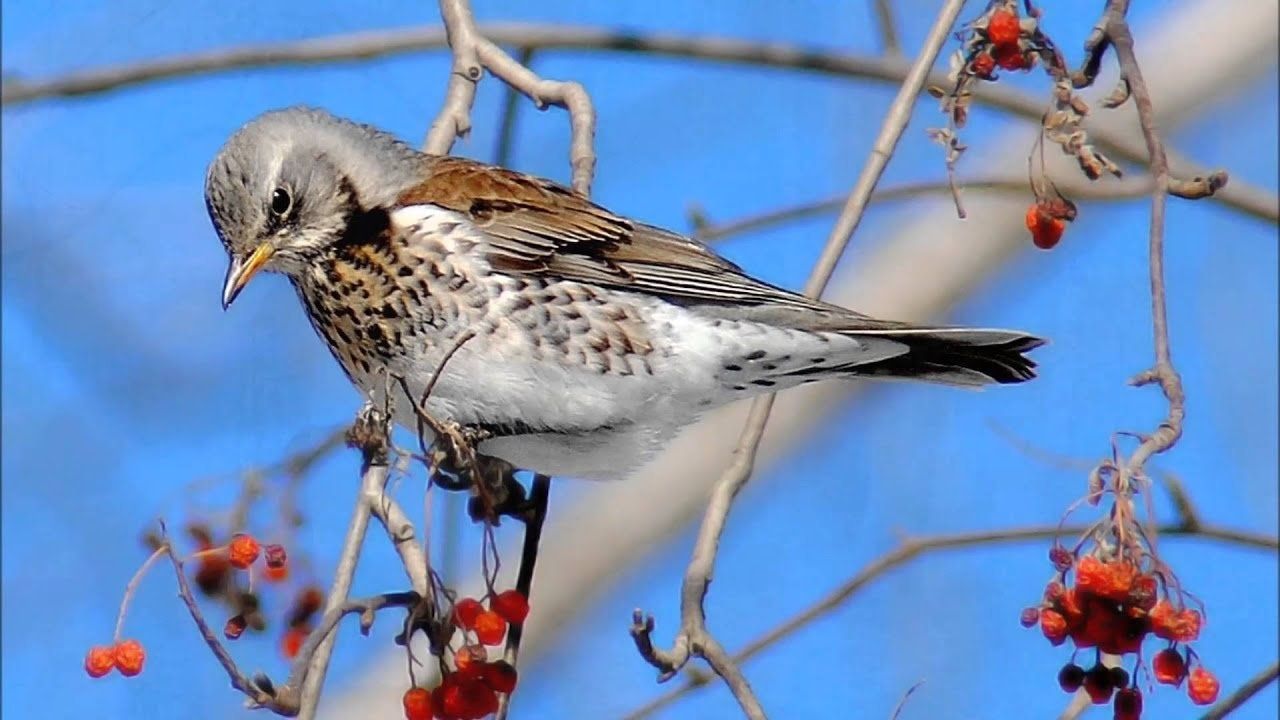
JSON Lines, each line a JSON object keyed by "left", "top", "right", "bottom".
{"left": 270, "top": 187, "right": 292, "bottom": 216}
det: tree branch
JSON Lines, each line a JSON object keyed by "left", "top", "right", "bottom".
{"left": 5, "top": 24, "right": 1271, "bottom": 220}
{"left": 422, "top": 7, "right": 595, "bottom": 193}
{"left": 494, "top": 473, "right": 551, "bottom": 720}
{"left": 624, "top": 519, "right": 1278, "bottom": 718}
{"left": 630, "top": 3, "right": 969, "bottom": 717}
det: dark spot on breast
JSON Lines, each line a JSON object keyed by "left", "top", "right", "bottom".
{"left": 752, "top": 379, "right": 776, "bottom": 387}
{"left": 724, "top": 364, "right": 743, "bottom": 372}
{"left": 398, "top": 265, "right": 413, "bottom": 277}
{"left": 381, "top": 305, "right": 398, "bottom": 319}
{"left": 744, "top": 350, "right": 767, "bottom": 361}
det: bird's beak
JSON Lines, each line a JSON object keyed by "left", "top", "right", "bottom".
{"left": 221, "top": 243, "right": 274, "bottom": 309}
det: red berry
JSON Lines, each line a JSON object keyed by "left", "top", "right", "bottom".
{"left": 402, "top": 687, "right": 433, "bottom": 720}
{"left": 264, "top": 544, "right": 287, "bottom": 569}
{"left": 454, "top": 597, "right": 484, "bottom": 631}
{"left": 1040, "top": 608, "right": 1069, "bottom": 646}
{"left": 114, "top": 639, "right": 146, "bottom": 677}
{"left": 970, "top": 52, "right": 996, "bottom": 78}
{"left": 986, "top": 9, "right": 1021, "bottom": 48}
{"left": 1188, "top": 666, "right": 1220, "bottom": 705}
{"left": 84, "top": 645, "right": 116, "bottom": 678}
{"left": 1084, "top": 665, "right": 1114, "bottom": 704}
{"left": 1172, "top": 608, "right": 1202, "bottom": 642}
{"left": 457, "top": 677, "right": 498, "bottom": 719}
{"left": 1076, "top": 556, "right": 1107, "bottom": 596}
{"left": 1025, "top": 204, "right": 1066, "bottom": 249}
{"left": 431, "top": 686, "right": 452, "bottom": 720}
{"left": 481, "top": 660, "right": 519, "bottom": 694}
{"left": 297, "top": 586, "right": 325, "bottom": 615}
{"left": 1057, "top": 663, "right": 1085, "bottom": 693}
{"left": 474, "top": 610, "right": 507, "bottom": 646}
{"left": 1049, "top": 545, "right": 1074, "bottom": 572}
{"left": 492, "top": 590, "right": 530, "bottom": 626}
{"left": 281, "top": 625, "right": 308, "bottom": 659}
{"left": 993, "top": 43, "right": 1030, "bottom": 71}
{"left": 194, "top": 553, "right": 231, "bottom": 595}
{"left": 1153, "top": 648, "right": 1187, "bottom": 685}
{"left": 1113, "top": 687, "right": 1143, "bottom": 720}
{"left": 1020, "top": 607, "right": 1040, "bottom": 628}
{"left": 228, "top": 533, "right": 261, "bottom": 569}
{"left": 264, "top": 563, "right": 289, "bottom": 583}
{"left": 224, "top": 614, "right": 248, "bottom": 640}
{"left": 1150, "top": 599, "right": 1177, "bottom": 639}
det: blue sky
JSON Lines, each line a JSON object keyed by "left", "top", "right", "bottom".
{"left": 2, "top": 1, "right": 1276, "bottom": 719}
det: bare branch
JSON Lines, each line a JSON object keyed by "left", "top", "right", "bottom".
{"left": 624, "top": 520, "right": 1278, "bottom": 718}
{"left": 4, "top": 24, "right": 1271, "bottom": 216}
{"left": 694, "top": 173, "right": 1275, "bottom": 245}
{"left": 871, "top": 0, "right": 903, "bottom": 57}
{"left": 631, "top": 3, "right": 970, "bottom": 717}
{"left": 422, "top": 7, "right": 596, "bottom": 193}
{"left": 296, "top": 408, "right": 391, "bottom": 720}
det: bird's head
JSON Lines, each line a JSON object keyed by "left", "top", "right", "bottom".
{"left": 204, "top": 107, "right": 422, "bottom": 308}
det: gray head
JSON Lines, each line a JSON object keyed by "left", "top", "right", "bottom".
{"left": 205, "top": 106, "right": 424, "bottom": 308}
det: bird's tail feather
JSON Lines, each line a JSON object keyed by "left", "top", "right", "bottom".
{"left": 820, "top": 328, "right": 1044, "bottom": 386}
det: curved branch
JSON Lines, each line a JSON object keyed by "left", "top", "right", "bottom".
{"left": 3, "top": 24, "right": 1273, "bottom": 221}
{"left": 624, "top": 521, "right": 1278, "bottom": 719}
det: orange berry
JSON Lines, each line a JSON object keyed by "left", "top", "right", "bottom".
{"left": 281, "top": 625, "right": 308, "bottom": 659}
{"left": 492, "top": 590, "right": 530, "bottom": 626}
{"left": 970, "top": 52, "right": 996, "bottom": 79}
{"left": 264, "top": 544, "right": 287, "bottom": 569}
{"left": 402, "top": 687, "right": 433, "bottom": 720}
{"left": 1171, "top": 608, "right": 1202, "bottom": 642}
{"left": 454, "top": 643, "right": 487, "bottom": 675}
{"left": 993, "top": 43, "right": 1030, "bottom": 71}
{"left": 1040, "top": 608, "right": 1068, "bottom": 646}
{"left": 1153, "top": 648, "right": 1187, "bottom": 685}
{"left": 474, "top": 610, "right": 507, "bottom": 646}
{"left": 84, "top": 645, "right": 116, "bottom": 678}
{"left": 1025, "top": 204, "right": 1066, "bottom": 249}
{"left": 228, "top": 534, "right": 261, "bottom": 569}
{"left": 1150, "top": 599, "right": 1177, "bottom": 639}
{"left": 986, "top": 8, "right": 1021, "bottom": 48}
{"left": 1075, "top": 556, "right": 1107, "bottom": 596}
{"left": 264, "top": 563, "right": 289, "bottom": 583}
{"left": 1188, "top": 666, "right": 1220, "bottom": 705}
{"left": 454, "top": 597, "right": 484, "bottom": 631}
{"left": 1099, "top": 560, "right": 1138, "bottom": 601}
{"left": 114, "top": 639, "right": 146, "bottom": 677}
{"left": 480, "top": 660, "right": 519, "bottom": 694}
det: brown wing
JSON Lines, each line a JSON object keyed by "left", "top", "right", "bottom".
{"left": 397, "top": 156, "right": 840, "bottom": 312}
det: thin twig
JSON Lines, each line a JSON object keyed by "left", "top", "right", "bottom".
{"left": 422, "top": 5, "right": 595, "bottom": 193}
{"left": 296, "top": 410, "right": 391, "bottom": 720}
{"left": 872, "top": 0, "right": 902, "bottom": 57}
{"left": 494, "top": 473, "right": 552, "bottom": 720}
{"left": 1200, "top": 661, "right": 1280, "bottom": 720}
{"left": 632, "top": 4, "right": 969, "bottom": 718}
{"left": 494, "top": 46, "right": 534, "bottom": 167}
{"left": 692, "top": 173, "right": 1278, "bottom": 245}
{"left": 5, "top": 25, "right": 1273, "bottom": 224}
{"left": 163, "top": 539, "right": 280, "bottom": 710}
{"left": 623, "top": 520, "right": 1277, "bottom": 719}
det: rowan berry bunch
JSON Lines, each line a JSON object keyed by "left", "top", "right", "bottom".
{"left": 1021, "top": 464, "right": 1219, "bottom": 717}
{"left": 930, "top": 1, "right": 1130, "bottom": 251}
{"left": 86, "top": 525, "right": 311, "bottom": 681}
{"left": 401, "top": 589, "right": 529, "bottom": 720}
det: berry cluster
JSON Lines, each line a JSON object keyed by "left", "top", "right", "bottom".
{"left": 84, "top": 640, "right": 146, "bottom": 679}
{"left": 969, "top": 5, "right": 1036, "bottom": 77}
{"left": 402, "top": 590, "right": 529, "bottom": 720}
{"left": 1023, "top": 547, "right": 1219, "bottom": 716}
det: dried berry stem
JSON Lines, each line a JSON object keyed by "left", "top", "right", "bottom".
{"left": 113, "top": 546, "right": 167, "bottom": 643}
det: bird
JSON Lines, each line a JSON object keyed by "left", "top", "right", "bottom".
{"left": 205, "top": 106, "right": 1044, "bottom": 481}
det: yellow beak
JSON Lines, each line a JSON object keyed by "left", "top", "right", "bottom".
{"left": 221, "top": 243, "right": 274, "bottom": 309}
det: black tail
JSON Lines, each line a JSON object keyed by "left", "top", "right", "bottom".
{"left": 822, "top": 329, "right": 1045, "bottom": 386}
